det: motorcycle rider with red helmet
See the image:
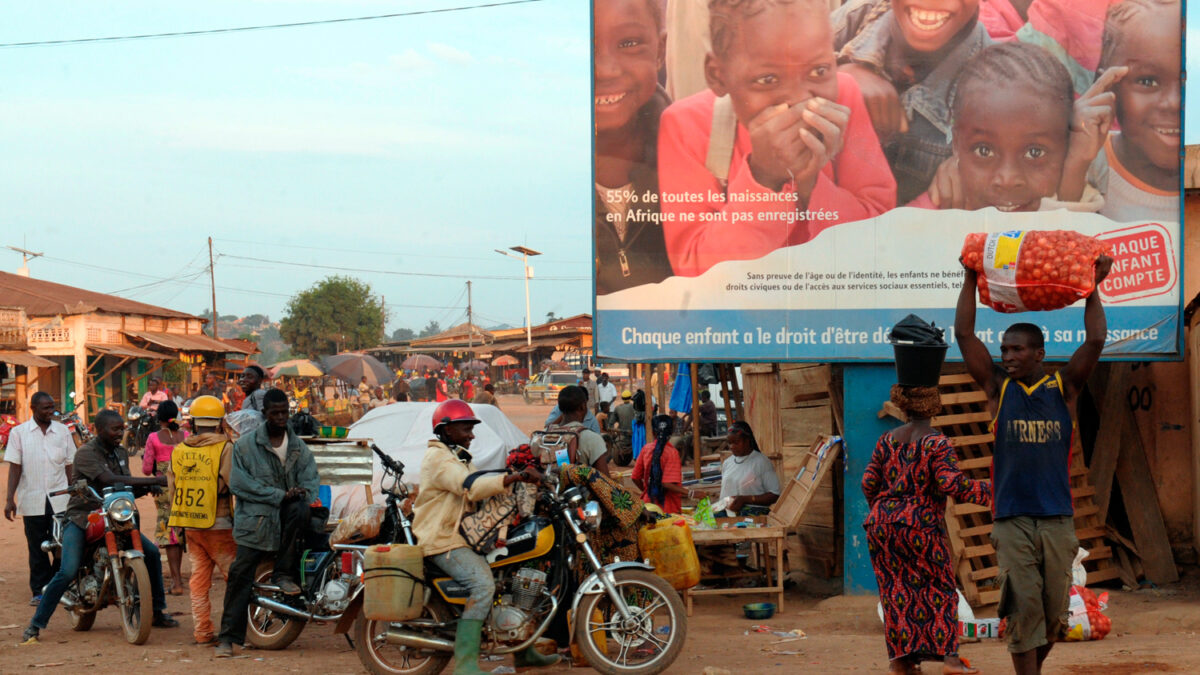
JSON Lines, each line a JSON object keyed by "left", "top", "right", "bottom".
{"left": 411, "top": 400, "right": 556, "bottom": 674}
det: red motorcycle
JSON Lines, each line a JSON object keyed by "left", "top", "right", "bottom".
{"left": 43, "top": 480, "right": 156, "bottom": 644}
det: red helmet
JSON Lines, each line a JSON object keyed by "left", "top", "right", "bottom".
{"left": 431, "top": 399, "right": 481, "bottom": 433}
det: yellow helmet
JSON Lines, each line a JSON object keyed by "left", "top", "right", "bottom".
{"left": 189, "top": 395, "right": 225, "bottom": 420}
{"left": 621, "top": 390, "right": 632, "bottom": 399}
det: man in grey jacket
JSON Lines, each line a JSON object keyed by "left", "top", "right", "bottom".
{"left": 216, "top": 388, "right": 319, "bottom": 658}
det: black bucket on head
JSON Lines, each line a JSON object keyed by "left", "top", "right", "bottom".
{"left": 891, "top": 343, "right": 949, "bottom": 387}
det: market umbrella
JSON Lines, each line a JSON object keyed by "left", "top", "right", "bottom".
{"left": 401, "top": 354, "right": 442, "bottom": 371}
{"left": 323, "top": 353, "right": 395, "bottom": 386}
{"left": 269, "top": 359, "right": 324, "bottom": 378}
{"left": 491, "top": 355, "right": 519, "bottom": 367}
{"left": 461, "top": 360, "right": 489, "bottom": 372}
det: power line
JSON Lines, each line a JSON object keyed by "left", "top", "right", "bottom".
{"left": 0, "top": 0, "right": 547, "bottom": 49}
{"left": 213, "top": 237, "right": 583, "bottom": 266}
{"left": 216, "top": 252, "right": 589, "bottom": 281}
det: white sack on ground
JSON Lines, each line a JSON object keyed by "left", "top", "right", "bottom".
{"left": 327, "top": 402, "right": 527, "bottom": 519}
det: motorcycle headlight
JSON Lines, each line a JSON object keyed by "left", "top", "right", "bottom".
{"left": 106, "top": 497, "right": 136, "bottom": 523}
{"left": 582, "top": 500, "right": 602, "bottom": 530}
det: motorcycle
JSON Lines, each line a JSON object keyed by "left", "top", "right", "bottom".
{"left": 348, "top": 462, "right": 687, "bottom": 675}
{"left": 122, "top": 405, "right": 156, "bottom": 456}
{"left": 42, "top": 480, "right": 157, "bottom": 644}
{"left": 243, "top": 444, "right": 412, "bottom": 651}
{"left": 56, "top": 410, "right": 93, "bottom": 448}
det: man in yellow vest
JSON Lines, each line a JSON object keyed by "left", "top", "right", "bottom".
{"left": 166, "top": 395, "right": 235, "bottom": 645}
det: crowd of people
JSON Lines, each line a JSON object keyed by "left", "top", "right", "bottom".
{"left": 1, "top": 258, "right": 1121, "bottom": 672}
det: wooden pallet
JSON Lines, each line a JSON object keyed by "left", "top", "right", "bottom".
{"left": 933, "top": 370, "right": 1120, "bottom": 610}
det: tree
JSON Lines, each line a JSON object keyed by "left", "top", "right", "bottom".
{"left": 418, "top": 321, "right": 442, "bottom": 338}
{"left": 545, "top": 311, "right": 558, "bottom": 323}
{"left": 391, "top": 327, "right": 415, "bottom": 341}
{"left": 280, "top": 276, "right": 385, "bottom": 358}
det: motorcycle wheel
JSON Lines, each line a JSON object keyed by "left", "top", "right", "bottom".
{"left": 352, "top": 603, "right": 452, "bottom": 675}
{"left": 573, "top": 569, "right": 687, "bottom": 675}
{"left": 245, "top": 562, "right": 307, "bottom": 650}
{"left": 120, "top": 557, "right": 154, "bottom": 645}
{"left": 523, "top": 391, "right": 533, "bottom": 405}
{"left": 69, "top": 608, "right": 96, "bottom": 632}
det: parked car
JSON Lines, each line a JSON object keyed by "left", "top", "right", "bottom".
{"left": 522, "top": 371, "right": 579, "bottom": 405}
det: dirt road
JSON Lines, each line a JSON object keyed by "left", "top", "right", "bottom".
{"left": 2, "top": 395, "right": 1197, "bottom": 673}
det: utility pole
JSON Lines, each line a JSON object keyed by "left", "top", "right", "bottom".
{"left": 208, "top": 237, "right": 219, "bottom": 339}
{"left": 466, "top": 281, "right": 473, "bottom": 349}
{"left": 496, "top": 247, "right": 540, "bottom": 376}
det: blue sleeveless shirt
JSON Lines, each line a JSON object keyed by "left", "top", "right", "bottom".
{"left": 991, "top": 372, "right": 1074, "bottom": 519}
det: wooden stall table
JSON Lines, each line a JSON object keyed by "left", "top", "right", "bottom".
{"left": 683, "top": 436, "right": 843, "bottom": 617}
{"left": 685, "top": 521, "right": 786, "bottom": 616}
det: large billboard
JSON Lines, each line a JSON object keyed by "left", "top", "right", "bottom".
{"left": 592, "top": 0, "right": 1183, "bottom": 361}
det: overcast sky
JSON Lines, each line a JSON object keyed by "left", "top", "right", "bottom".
{"left": 0, "top": 0, "right": 591, "bottom": 336}
{"left": 1, "top": 1, "right": 1194, "bottom": 338}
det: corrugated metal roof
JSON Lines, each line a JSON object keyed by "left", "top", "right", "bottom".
{"left": 0, "top": 271, "right": 197, "bottom": 320}
{"left": 87, "top": 343, "right": 172, "bottom": 360}
{"left": 124, "top": 330, "right": 252, "bottom": 354}
{"left": 309, "top": 440, "right": 374, "bottom": 486}
{"left": 0, "top": 350, "right": 56, "bottom": 368}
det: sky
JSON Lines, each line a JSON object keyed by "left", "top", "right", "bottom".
{"left": 1, "top": 0, "right": 1195, "bottom": 340}
{"left": 1189, "top": 0, "right": 1199, "bottom": 141}
{"left": 0, "top": 0, "right": 591, "bottom": 337}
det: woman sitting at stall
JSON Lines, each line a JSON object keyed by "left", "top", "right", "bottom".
{"left": 718, "top": 421, "right": 780, "bottom": 516}
{"left": 863, "top": 385, "right": 990, "bottom": 675}
{"left": 632, "top": 415, "right": 686, "bottom": 514}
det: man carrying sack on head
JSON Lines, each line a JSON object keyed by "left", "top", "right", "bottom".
{"left": 166, "top": 395, "right": 236, "bottom": 645}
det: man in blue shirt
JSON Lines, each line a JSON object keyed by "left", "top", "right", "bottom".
{"left": 955, "top": 255, "right": 1111, "bottom": 675}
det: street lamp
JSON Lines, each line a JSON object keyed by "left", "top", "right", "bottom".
{"left": 495, "top": 246, "right": 541, "bottom": 378}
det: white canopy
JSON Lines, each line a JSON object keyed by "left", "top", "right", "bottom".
{"left": 327, "top": 402, "right": 528, "bottom": 518}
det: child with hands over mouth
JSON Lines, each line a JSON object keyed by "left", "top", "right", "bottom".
{"left": 658, "top": 0, "right": 895, "bottom": 278}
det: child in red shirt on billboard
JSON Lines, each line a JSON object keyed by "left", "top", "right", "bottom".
{"left": 657, "top": 0, "right": 895, "bottom": 278}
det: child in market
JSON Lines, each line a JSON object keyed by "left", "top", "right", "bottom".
{"left": 907, "top": 42, "right": 1106, "bottom": 213}
{"left": 832, "top": 0, "right": 991, "bottom": 204}
{"left": 1057, "top": 0, "right": 1180, "bottom": 223}
{"left": 658, "top": 0, "right": 896, "bottom": 278}
{"left": 594, "top": 0, "right": 674, "bottom": 295}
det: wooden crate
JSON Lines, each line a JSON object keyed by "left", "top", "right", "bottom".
{"left": 769, "top": 435, "right": 842, "bottom": 528}
{"left": 934, "top": 370, "right": 1118, "bottom": 610}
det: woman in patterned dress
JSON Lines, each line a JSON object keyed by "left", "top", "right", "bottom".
{"left": 143, "top": 399, "right": 188, "bottom": 594}
{"left": 863, "top": 385, "right": 990, "bottom": 675}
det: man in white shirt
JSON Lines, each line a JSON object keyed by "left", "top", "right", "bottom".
{"left": 595, "top": 372, "right": 618, "bottom": 414}
{"left": 4, "top": 392, "right": 75, "bottom": 605}
{"left": 580, "top": 369, "right": 599, "bottom": 413}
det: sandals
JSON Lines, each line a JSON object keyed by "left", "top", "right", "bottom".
{"left": 943, "top": 657, "right": 980, "bottom": 674}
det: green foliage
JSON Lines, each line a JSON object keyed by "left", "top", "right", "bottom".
{"left": 280, "top": 276, "right": 385, "bottom": 358}
{"left": 391, "top": 327, "right": 415, "bottom": 341}
{"left": 418, "top": 321, "right": 442, "bottom": 338}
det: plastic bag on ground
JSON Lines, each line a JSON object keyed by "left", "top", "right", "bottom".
{"left": 1065, "top": 585, "right": 1111, "bottom": 640}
